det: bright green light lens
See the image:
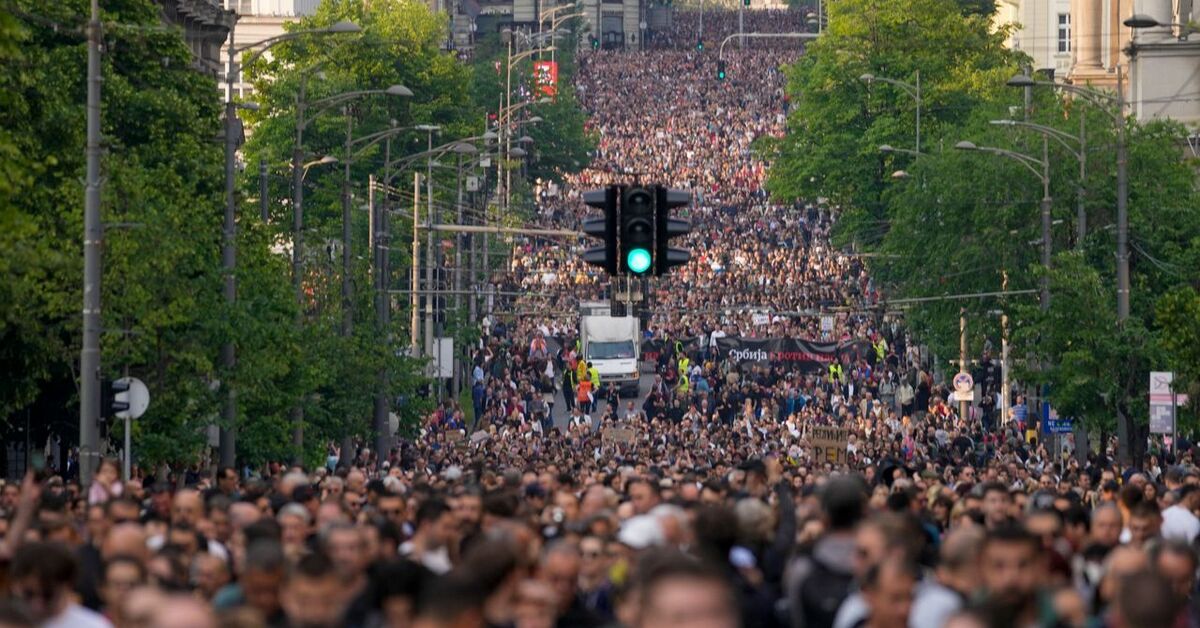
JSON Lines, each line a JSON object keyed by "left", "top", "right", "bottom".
{"left": 627, "top": 248, "right": 652, "bottom": 274}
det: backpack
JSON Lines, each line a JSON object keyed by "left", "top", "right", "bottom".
{"left": 796, "top": 555, "right": 854, "bottom": 628}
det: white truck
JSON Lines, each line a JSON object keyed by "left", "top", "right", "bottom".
{"left": 580, "top": 315, "right": 641, "bottom": 397}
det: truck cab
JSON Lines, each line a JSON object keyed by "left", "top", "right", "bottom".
{"left": 580, "top": 315, "right": 641, "bottom": 397}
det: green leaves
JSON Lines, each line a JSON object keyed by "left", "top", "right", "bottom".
{"left": 769, "top": 0, "right": 1200, "bottom": 447}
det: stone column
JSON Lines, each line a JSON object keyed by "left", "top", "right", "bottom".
{"left": 1074, "top": 0, "right": 1103, "bottom": 70}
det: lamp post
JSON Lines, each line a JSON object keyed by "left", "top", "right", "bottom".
{"left": 290, "top": 80, "right": 400, "bottom": 458}
{"left": 990, "top": 119, "right": 1087, "bottom": 249}
{"left": 219, "top": 19, "right": 359, "bottom": 468}
{"left": 339, "top": 87, "right": 413, "bottom": 337}
{"left": 879, "top": 144, "right": 923, "bottom": 181}
{"left": 499, "top": 34, "right": 554, "bottom": 210}
{"left": 416, "top": 125, "right": 441, "bottom": 366}
{"left": 81, "top": 0, "right": 103, "bottom": 485}
{"left": 861, "top": 71, "right": 922, "bottom": 154}
{"left": 1005, "top": 73, "right": 1128, "bottom": 321}
{"left": 955, "top": 138, "right": 1053, "bottom": 311}
{"left": 957, "top": 138, "right": 1053, "bottom": 446}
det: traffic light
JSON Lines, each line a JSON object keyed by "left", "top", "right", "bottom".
{"left": 582, "top": 187, "right": 618, "bottom": 276}
{"left": 620, "top": 186, "right": 655, "bottom": 276}
{"left": 696, "top": 38, "right": 704, "bottom": 51}
{"left": 717, "top": 59, "right": 726, "bottom": 81}
{"left": 101, "top": 378, "right": 131, "bottom": 419}
{"left": 743, "top": 0, "right": 751, "bottom": 6}
{"left": 654, "top": 186, "right": 692, "bottom": 276}
{"left": 591, "top": 36, "right": 600, "bottom": 50}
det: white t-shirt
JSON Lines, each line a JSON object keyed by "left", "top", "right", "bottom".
{"left": 44, "top": 604, "right": 112, "bottom": 628}
{"left": 1162, "top": 504, "right": 1200, "bottom": 543}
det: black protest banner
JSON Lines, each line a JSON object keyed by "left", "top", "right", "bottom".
{"left": 714, "top": 337, "right": 873, "bottom": 373}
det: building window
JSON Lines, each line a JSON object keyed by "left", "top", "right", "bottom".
{"left": 1057, "top": 13, "right": 1071, "bottom": 53}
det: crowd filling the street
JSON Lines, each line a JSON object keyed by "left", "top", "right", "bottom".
{"left": 4, "top": 7, "right": 1200, "bottom": 628}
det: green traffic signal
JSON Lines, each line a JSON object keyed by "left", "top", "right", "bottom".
{"left": 696, "top": 39, "right": 704, "bottom": 51}
{"left": 717, "top": 60, "right": 726, "bottom": 80}
{"left": 626, "top": 248, "right": 652, "bottom": 274}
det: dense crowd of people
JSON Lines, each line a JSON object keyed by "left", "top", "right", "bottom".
{"left": 2, "top": 8, "right": 1196, "bottom": 628}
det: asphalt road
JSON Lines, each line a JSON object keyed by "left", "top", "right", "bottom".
{"left": 550, "top": 371, "right": 658, "bottom": 431}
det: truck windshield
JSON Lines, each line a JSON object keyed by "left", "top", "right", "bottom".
{"left": 587, "top": 340, "right": 636, "bottom": 360}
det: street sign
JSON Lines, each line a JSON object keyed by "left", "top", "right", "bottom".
{"left": 953, "top": 372, "right": 974, "bottom": 393}
{"left": 952, "top": 390, "right": 975, "bottom": 403}
{"left": 114, "top": 377, "right": 150, "bottom": 420}
{"left": 1149, "top": 371, "right": 1186, "bottom": 435}
{"left": 1150, "top": 371, "right": 1189, "bottom": 405}
{"left": 1151, "top": 404, "right": 1175, "bottom": 435}
{"left": 1041, "top": 404, "right": 1072, "bottom": 434}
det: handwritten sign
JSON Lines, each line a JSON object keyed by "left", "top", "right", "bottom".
{"left": 810, "top": 426, "right": 849, "bottom": 465}
{"left": 445, "top": 430, "right": 464, "bottom": 443}
{"left": 602, "top": 427, "right": 637, "bottom": 445}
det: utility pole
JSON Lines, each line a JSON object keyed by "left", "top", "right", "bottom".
{"left": 453, "top": 152, "right": 464, "bottom": 397}
{"left": 341, "top": 110, "right": 354, "bottom": 336}
{"left": 371, "top": 174, "right": 390, "bottom": 458}
{"left": 81, "top": 0, "right": 103, "bottom": 486}
{"left": 290, "top": 80, "right": 308, "bottom": 460}
{"left": 425, "top": 136, "right": 436, "bottom": 374}
{"left": 259, "top": 158, "right": 269, "bottom": 223}
{"left": 220, "top": 17, "right": 240, "bottom": 470}
{"left": 959, "top": 308, "right": 969, "bottom": 425}
{"left": 411, "top": 172, "right": 421, "bottom": 353}
{"left": 1000, "top": 271, "right": 1010, "bottom": 427}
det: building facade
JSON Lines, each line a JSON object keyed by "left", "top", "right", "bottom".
{"left": 995, "top": 0, "right": 1074, "bottom": 75}
{"left": 156, "top": 0, "right": 236, "bottom": 76}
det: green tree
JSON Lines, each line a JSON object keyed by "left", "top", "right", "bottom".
{"left": 764, "top": 0, "right": 1022, "bottom": 248}
{"left": 242, "top": 0, "right": 465, "bottom": 461}
{"left": 0, "top": 0, "right": 243, "bottom": 468}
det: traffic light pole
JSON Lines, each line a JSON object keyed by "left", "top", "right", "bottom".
{"left": 81, "top": 0, "right": 103, "bottom": 487}
{"left": 718, "top": 32, "right": 819, "bottom": 62}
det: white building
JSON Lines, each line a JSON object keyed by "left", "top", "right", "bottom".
{"left": 994, "top": 0, "right": 1074, "bottom": 76}
{"left": 1126, "top": 0, "right": 1200, "bottom": 127}
{"left": 219, "top": 1, "right": 320, "bottom": 100}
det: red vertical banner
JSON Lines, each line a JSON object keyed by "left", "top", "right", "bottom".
{"left": 533, "top": 60, "right": 558, "bottom": 99}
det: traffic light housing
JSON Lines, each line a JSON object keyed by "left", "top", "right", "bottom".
{"left": 620, "top": 186, "right": 655, "bottom": 276}
{"left": 654, "top": 186, "right": 692, "bottom": 276}
{"left": 743, "top": 0, "right": 750, "bottom": 6}
{"left": 582, "top": 187, "right": 618, "bottom": 276}
{"left": 696, "top": 39, "right": 704, "bottom": 51}
{"left": 717, "top": 59, "right": 726, "bottom": 81}
{"left": 101, "top": 378, "right": 131, "bottom": 419}
{"left": 591, "top": 36, "right": 600, "bottom": 50}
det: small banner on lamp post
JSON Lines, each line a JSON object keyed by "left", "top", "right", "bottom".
{"left": 533, "top": 61, "right": 558, "bottom": 99}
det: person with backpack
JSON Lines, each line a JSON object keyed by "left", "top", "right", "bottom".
{"left": 785, "top": 475, "right": 867, "bottom": 628}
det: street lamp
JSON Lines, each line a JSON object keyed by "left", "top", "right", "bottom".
{"left": 990, "top": 119, "right": 1087, "bottom": 249}
{"left": 288, "top": 75, "right": 409, "bottom": 457}
{"left": 879, "top": 144, "right": 922, "bottom": 158}
{"left": 338, "top": 87, "right": 413, "bottom": 336}
{"left": 955, "top": 138, "right": 1052, "bottom": 311}
{"left": 1124, "top": 14, "right": 1197, "bottom": 38}
{"left": 861, "top": 71, "right": 922, "bottom": 154}
{"left": 217, "top": 19, "right": 359, "bottom": 468}
{"left": 1004, "top": 73, "right": 1129, "bottom": 321}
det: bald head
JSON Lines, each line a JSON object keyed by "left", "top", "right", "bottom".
{"left": 1100, "top": 546, "right": 1148, "bottom": 604}
{"left": 150, "top": 595, "right": 217, "bottom": 628}
{"left": 104, "top": 522, "right": 149, "bottom": 563}
{"left": 937, "top": 526, "right": 983, "bottom": 594}
{"left": 173, "top": 489, "right": 203, "bottom": 526}
{"left": 229, "top": 501, "right": 262, "bottom": 531}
